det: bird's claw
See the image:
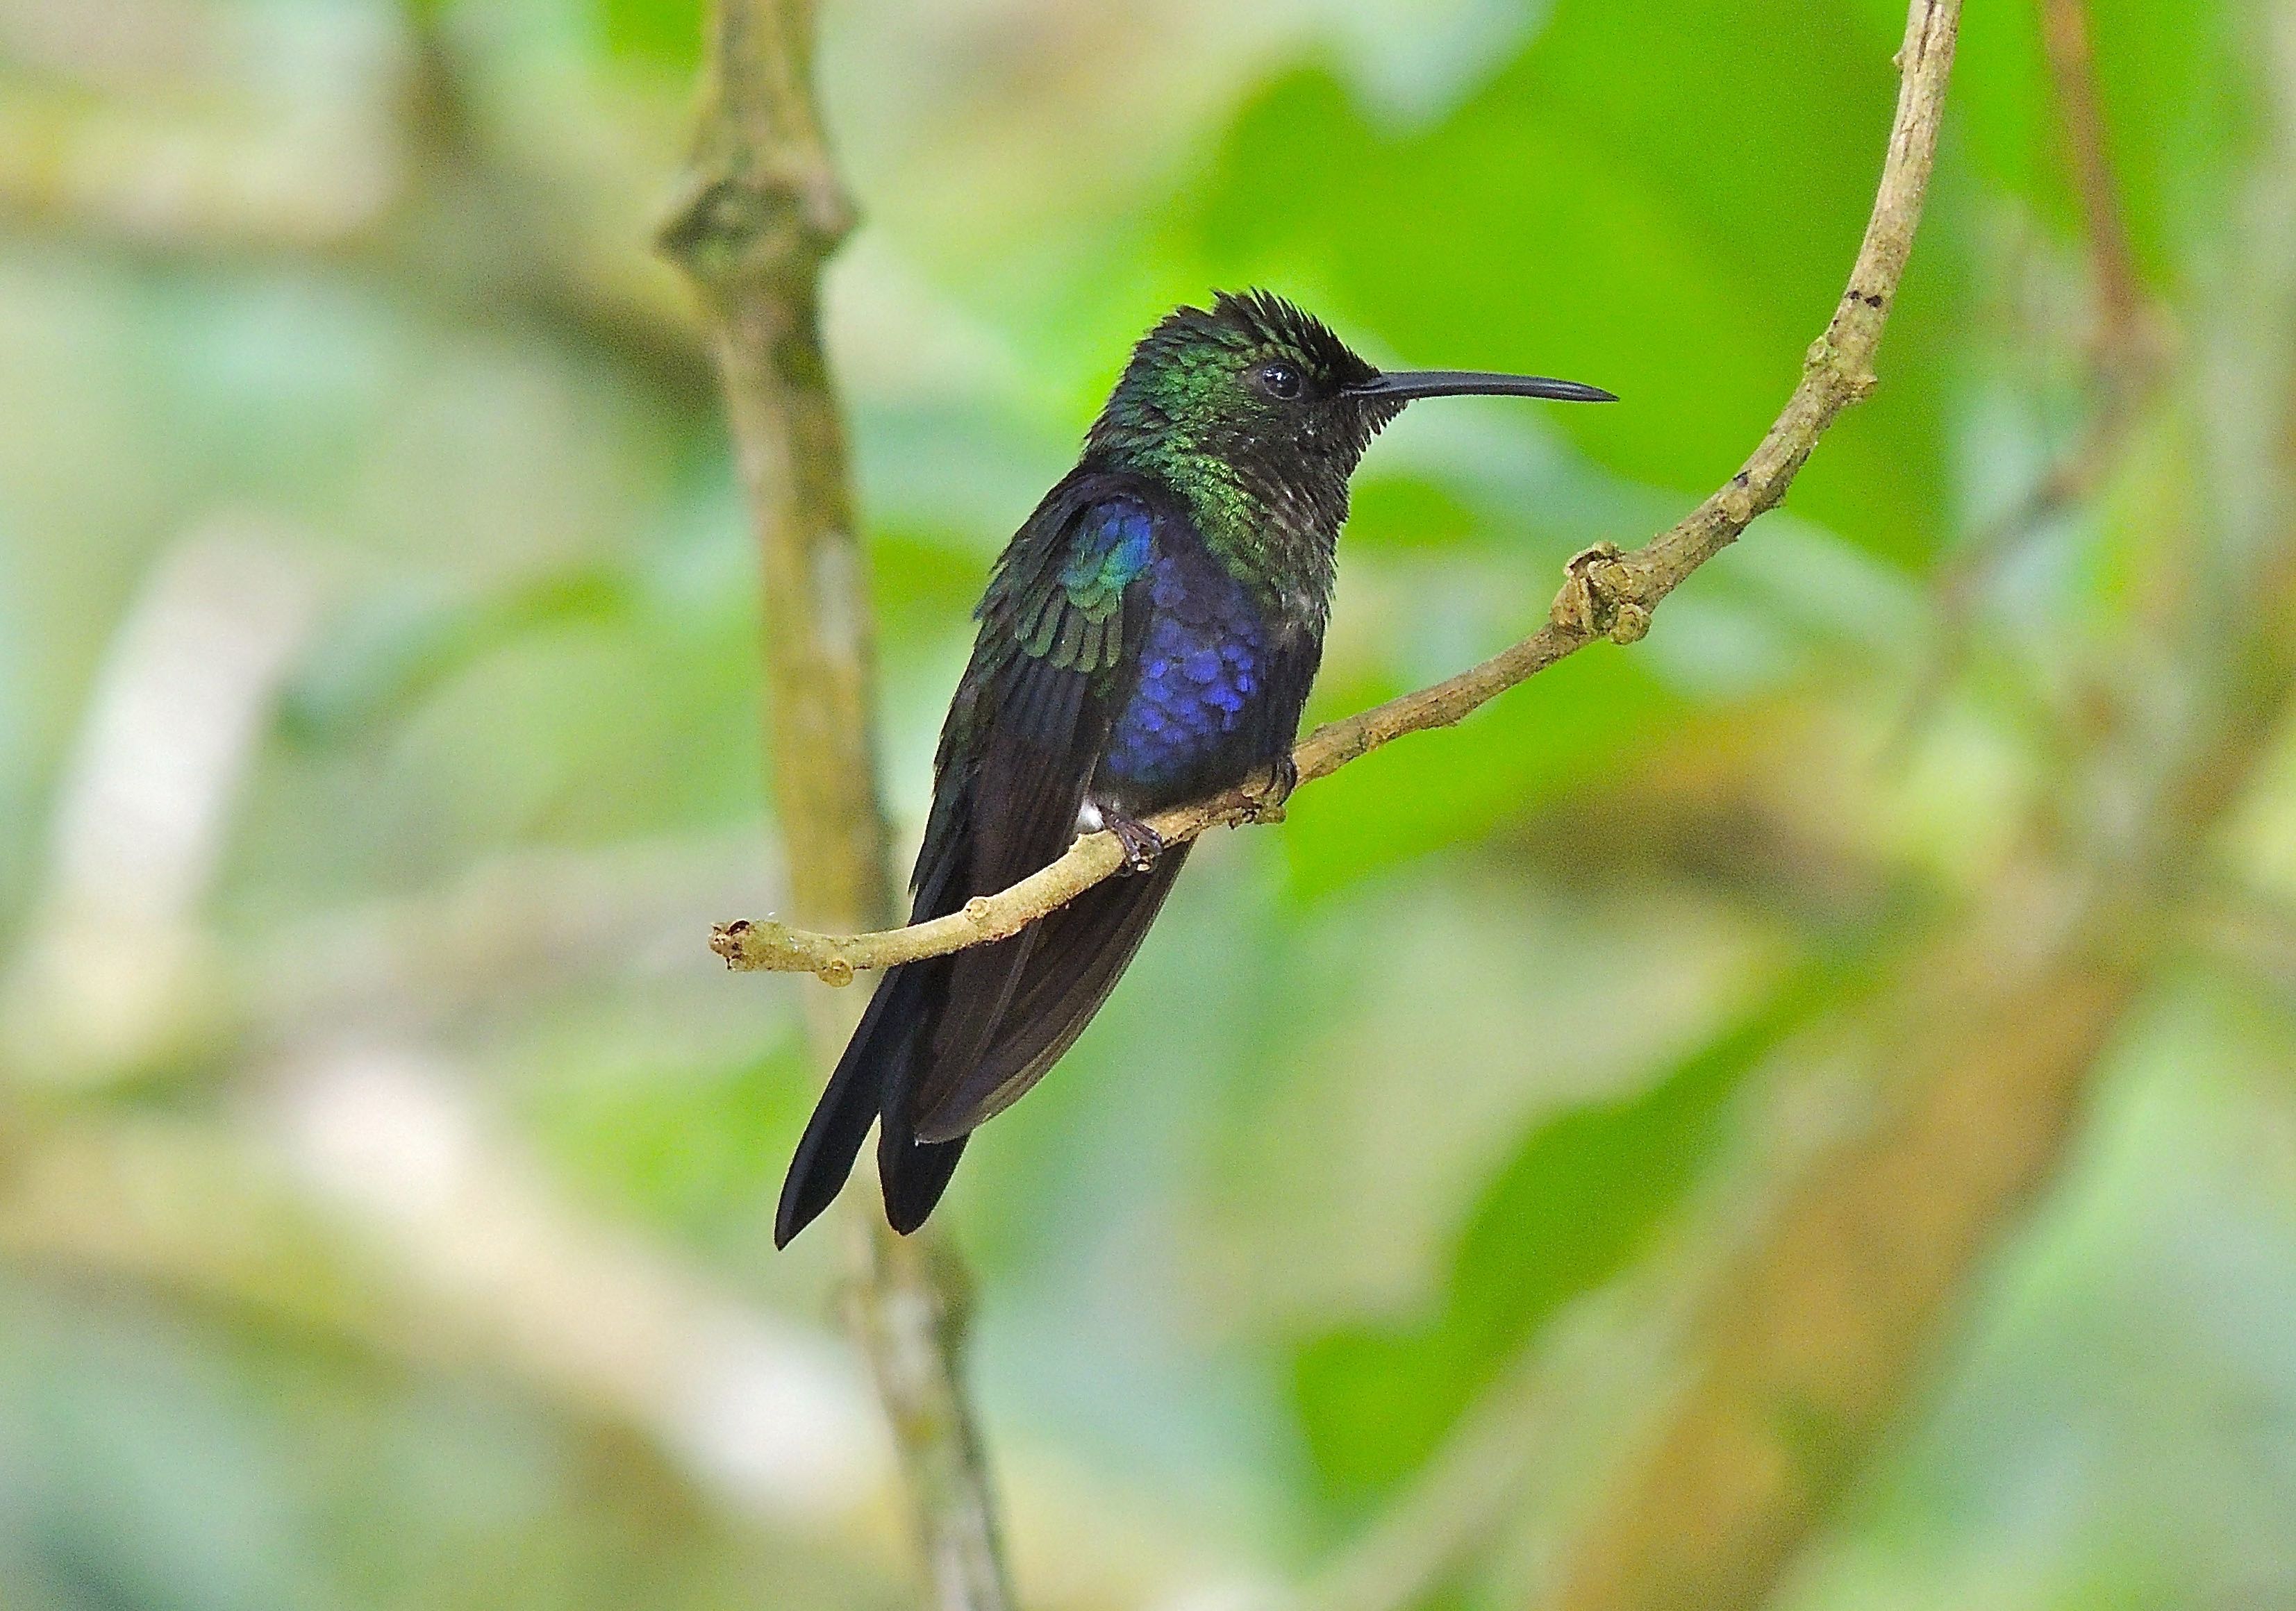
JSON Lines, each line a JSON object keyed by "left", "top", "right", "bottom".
{"left": 1239, "top": 756, "right": 1298, "bottom": 824}
{"left": 1268, "top": 754, "right": 1299, "bottom": 804}
{"left": 1106, "top": 813, "right": 1163, "bottom": 874}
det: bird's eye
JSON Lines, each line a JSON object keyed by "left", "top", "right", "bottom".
{"left": 1255, "top": 361, "right": 1304, "bottom": 401}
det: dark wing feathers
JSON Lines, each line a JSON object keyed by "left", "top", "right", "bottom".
{"left": 908, "top": 514, "right": 1329, "bottom": 1145}
{"left": 910, "top": 844, "right": 1190, "bottom": 1142}
{"left": 905, "top": 490, "right": 1200, "bottom": 1142}
{"left": 777, "top": 476, "right": 1173, "bottom": 1244}
{"left": 901, "top": 486, "right": 1156, "bottom": 1114}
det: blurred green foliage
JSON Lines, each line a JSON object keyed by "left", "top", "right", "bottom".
{"left": 1295, "top": 965, "right": 1836, "bottom": 1509}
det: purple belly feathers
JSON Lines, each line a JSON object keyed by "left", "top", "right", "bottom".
{"left": 1098, "top": 546, "right": 1266, "bottom": 796}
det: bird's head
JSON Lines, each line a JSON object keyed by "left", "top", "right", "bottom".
{"left": 1085, "top": 290, "right": 1613, "bottom": 508}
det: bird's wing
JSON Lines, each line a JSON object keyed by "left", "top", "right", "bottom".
{"left": 915, "top": 479, "right": 1157, "bottom": 915}
{"left": 911, "top": 631, "right": 1335, "bottom": 1144}
{"left": 909, "top": 844, "right": 1189, "bottom": 1142}
{"left": 909, "top": 551, "right": 1326, "bottom": 1144}
{"left": 886, "top": 481, "right": 1168, "bottom": 1153}
{"left": 781, "top": 478, "right": 1167, "bottom": 1242}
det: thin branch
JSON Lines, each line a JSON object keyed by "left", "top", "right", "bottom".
{"left": 659, "top": 3, "right": 1015, "bottom": 1608}
{"left": 1885, "top": 0, "right": 2170, "bottom": 758}
{"left": 710, "top": 0, "right": 1961, "bottom": 983}
{"left": 2038, "top": 0, "right": 2146, "bottom": 352}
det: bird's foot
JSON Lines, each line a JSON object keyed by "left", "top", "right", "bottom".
{"left": 1238, "top": 755, "right": 1298, "bottom": 824}
{"left": 1105, "top": 812, "right": 1163, "bottom": 874}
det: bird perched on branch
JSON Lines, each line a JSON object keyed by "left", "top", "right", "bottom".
{"left": 776, "top": 290, "right": 1612, "bottom": 1245}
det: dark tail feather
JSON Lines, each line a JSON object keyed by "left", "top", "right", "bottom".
{"left": 778, "top": 831, "right": 1183, "bottom": 1242}
{"left": 912, "top": 845, "right": 1190, "bottom": 1143}
{"left": 775, "top": 961, "right": 929, "bottom": 1248}
{"left": 877, "top": 1096, "right": 968, "bottom": 1235}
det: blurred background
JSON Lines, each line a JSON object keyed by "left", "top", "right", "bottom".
{"left": 2, "top": 0, "right": 2292, "bottom": 1608}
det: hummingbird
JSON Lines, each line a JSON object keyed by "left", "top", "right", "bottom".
{"left": 776, "top": 290, "right": 1613, "bottom": 1246}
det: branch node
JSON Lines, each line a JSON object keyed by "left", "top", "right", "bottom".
{"left": 710, "top": 919, "right": 751, "bottom": 967}
{"left": 1554, "top": 541, "right": 1645, "bottom": 642}
{"left": 657, "top": 165, "right": 854, "bottom": 297}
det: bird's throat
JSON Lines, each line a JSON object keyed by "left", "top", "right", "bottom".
{"left": 1122, "top": 442, "right": 1341, "bottom": 628}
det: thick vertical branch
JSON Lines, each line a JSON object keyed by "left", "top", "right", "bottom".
{"left": 659, "top": 0, "right": 886, "bottom": 944}
{"left": 659, "top": 5, "right": 1015, "bottom": 1608}
{"left": 1539, "top": 921, "right": 2146, "bottom": 1611}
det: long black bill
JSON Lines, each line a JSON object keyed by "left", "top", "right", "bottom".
{"left": 1347, "top": 369, "right": 1617, "bottom": 404}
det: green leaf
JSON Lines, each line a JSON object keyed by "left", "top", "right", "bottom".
{"left": 1290, "top": 969, "right": 1829, "bottom": 1510}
